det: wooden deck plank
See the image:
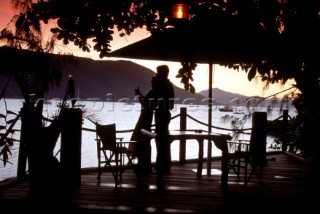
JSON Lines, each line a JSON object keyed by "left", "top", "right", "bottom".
{"left": 1, "top": 153, "right": 319, "bottom": 213}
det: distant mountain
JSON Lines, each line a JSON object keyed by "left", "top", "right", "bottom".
{"left": 49, "top": 58, "right": 208, "bottom": 103}
{"left": 198, "top": 88, "right": 249, "bottom": 105}
{"left": 198, "top": 87, "right": 294, "bottom": 109}
{"left": 0, "top": 47, "right": 293, "bottom": 107}
{"left": 0, "top": 50, "right": 205, "bottom": 103}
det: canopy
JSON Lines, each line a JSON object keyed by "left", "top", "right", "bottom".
{"left": 110, "top": 15, "right": 269, "bottom": 64}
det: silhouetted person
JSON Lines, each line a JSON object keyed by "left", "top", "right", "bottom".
{"left": 152, "top": 65, "right": 175, "bottom": 189}
{"left": 130, "top": 86, "right": 154, "bottom": 180}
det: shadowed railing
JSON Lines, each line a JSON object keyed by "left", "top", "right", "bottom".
{"left": 82, "top": 107, "right": 291, "bottom": 165}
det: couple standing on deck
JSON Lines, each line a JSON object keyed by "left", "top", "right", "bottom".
{"left": 130, "top": 64, "right": 175, "bottom": 189}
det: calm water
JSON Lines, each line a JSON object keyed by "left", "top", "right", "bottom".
{"left": 0, "top": 98, "right": 297, "bottom": 181}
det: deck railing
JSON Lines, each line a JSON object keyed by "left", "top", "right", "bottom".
{"left": 82, "top": 107, "right": 290, "bottom": 164}
{"left": 11, "top": 106, "right": 289, "bottom": 182}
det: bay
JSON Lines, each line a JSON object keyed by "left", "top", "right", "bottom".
{"left": 0, "top": 98, "right": 297, "bottom": 181}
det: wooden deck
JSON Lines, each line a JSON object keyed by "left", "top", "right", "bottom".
{"left": 1, "top": 152, "right": 319, "bottom": 213}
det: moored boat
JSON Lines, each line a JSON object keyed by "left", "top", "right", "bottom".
{"left": 218, "top": 105, "right": 233, "bottom": 112}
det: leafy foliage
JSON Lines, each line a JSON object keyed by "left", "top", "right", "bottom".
{"left": 2, "top": 1, "right": 320, "bottom": 96}
{"left": 0, "top": 99, "right": 20, "bottom": 166}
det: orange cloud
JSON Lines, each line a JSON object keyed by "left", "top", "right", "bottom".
{"left": 0, "top": 0, "right": 16, "bottom": 29}
{"left": 0, "top": 0, "right": 16, "bottom": 14}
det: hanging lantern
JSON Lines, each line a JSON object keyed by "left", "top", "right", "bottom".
{"left": 171, "top": 3, "right": 190, "bottom": 20}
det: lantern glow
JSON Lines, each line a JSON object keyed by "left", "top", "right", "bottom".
{"left": 171, "top": 3, "right": 189, "bottom": 19}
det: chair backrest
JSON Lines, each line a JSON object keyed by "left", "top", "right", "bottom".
{"left": 96, "top": 123, "right": 116, "bottom": 150}
{"left": 249, "top": 112, "right": 267, "bottom": 165}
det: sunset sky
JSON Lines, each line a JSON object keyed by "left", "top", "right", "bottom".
{"left": 0, "top": 1, "right": 296, "bottom": 98}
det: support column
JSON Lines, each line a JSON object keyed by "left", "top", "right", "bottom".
{"left": 251, "top": 111, "right": 267, "bottom": 165}
{"left": 179, "top": 107, "right": 186, "bottom": 163}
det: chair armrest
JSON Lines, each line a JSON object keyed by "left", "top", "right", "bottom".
{"left": 227, "top": 139, "right": 250, "bottom": 145}
{"left": 116, "top": 140, "right": 138, "bottom": 150}
{"left": 238, "top": 139, "right": 250, "bottom": 144}
{"left": 116, "top": 137, "right": 124, "bottom": 142}
{"left": 116, "top": 140, "right": 138, "bottom": 145}
{"left": 227, "top": 140, "right": 250, "bottom": 153}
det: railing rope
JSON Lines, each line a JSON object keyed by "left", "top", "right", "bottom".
{"left": 186, "top": 114, "right": 252, "bottom": 132}
{"left": 81, "top": 107, "right": 291, "bottom": 164}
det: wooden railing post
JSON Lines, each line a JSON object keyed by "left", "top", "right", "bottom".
{"left": 282, "top": 109, "right": 288, "bottom": 152}
{"left": 251, "top": 111, "right": 268, "bottom": 165}
{"left": 179, "top": 107, "right": 187, "bottom": 163}
{"left": 19, "top": 105, "right": 53, "bottom": 196}
{"left": 60, "top": 108, "right": 83, "bottom": 189}
{"left": 19, "top": 105, "right": 42, "bottom": 186}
